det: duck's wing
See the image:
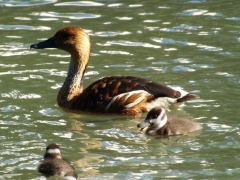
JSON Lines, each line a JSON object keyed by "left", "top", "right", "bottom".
{"left": 84, "top": 75, "right": 181, "bottom": 99}
{"left": 70, "top": 76, "right": 197, "bottom": 113}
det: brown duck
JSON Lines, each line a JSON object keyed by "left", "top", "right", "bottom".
{"left": 30, "top": 27, "right": 199, "bottom": 115}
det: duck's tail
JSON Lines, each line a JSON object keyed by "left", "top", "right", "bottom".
{"left": 177, "top": 93, "right": 199, "bottom": 102}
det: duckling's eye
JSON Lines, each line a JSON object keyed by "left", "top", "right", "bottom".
{"left": 152, "top": 115, "right": 158, "bottom": 119}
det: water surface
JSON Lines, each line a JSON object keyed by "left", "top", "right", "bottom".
{"left": 0, "top": 0, "right": 240, "bottom": 179}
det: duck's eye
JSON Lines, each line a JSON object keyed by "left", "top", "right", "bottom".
{"left": 152, "top": 114, "right": 158, "bottom": 119}
{"left": 63, "top": 33, "right": 71, "bottom": 39}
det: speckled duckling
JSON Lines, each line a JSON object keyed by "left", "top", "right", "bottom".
{"left": 38, "top": 144, "right": 77, "bottom": 179}
{"left": 137, "top": 107, "right": 202, "bottom": 136}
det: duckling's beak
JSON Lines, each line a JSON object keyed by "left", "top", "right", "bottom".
{"left": 30, "top": 37, "right": 57, "bottom": 49}
{"left": 137, "top": 119, "right": 151, "bottom": 130}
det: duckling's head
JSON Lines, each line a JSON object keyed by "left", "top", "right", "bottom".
{"left": 137, "top": 107, "right": 168, "bottom": 131}
{"left": 44, "top": 143, "right": 62, "bottom": 159}
{"left": 30, "top": 27, "right": 90, "bottom": 57}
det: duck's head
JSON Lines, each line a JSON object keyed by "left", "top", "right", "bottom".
{"left": 137, "top": 107, "right": 168, "bottom": 131}
{"left": 30, "top": 27, "right": 90, "bottom": 58}
{"left": 44, "top": 143, "right": 62, "bottom": 159}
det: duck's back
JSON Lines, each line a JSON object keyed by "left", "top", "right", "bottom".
{"left": 156, "top": 117, "right": 202, "bottom": 135}
{"left": 71, "top": 76, "right": 181, "bottom": 113}
{"left": 38, "top": 158, "right": 75, "bottom": 177}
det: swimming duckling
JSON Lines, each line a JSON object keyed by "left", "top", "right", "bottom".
{"left": 38, "top": 144, "right": 77, "bottom": 179}
{"left": 137, "top": 107, "right": 202, "bottom": 136}
{"left": 30, "top": 27, "right": 199, "bottom": 115}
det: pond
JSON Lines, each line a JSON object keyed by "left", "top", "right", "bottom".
{"left": 0, "top": 0, "right": 240, "bottom": 179}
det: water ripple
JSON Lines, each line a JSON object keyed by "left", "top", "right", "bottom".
{"left": 160, "top": 24, "right": 202, "bottom": 32}
{"left": 52, "top": 132, "right": 73, "bottom": 138}
{"left": 0, "top": 0, "right": 57, "bottom": 7}
{"left": 105, "top": 40, "right": 161, "bottom": 48}
{"left": 0, "top": 25, "right": 50, "bottom": 31}
{"left": 102, "top": 141, "right": 142, "bottom": 153}
{"left": 39, "top": 108, "right": 62, "bottom": 117}
{"left": 0, "top": 105, "right": 20, "bottom": 112}
{"left": 172, "top": 65, "right": 195, "bottom": 72}
{"left": 30, "top": 12, "right": 100, "bottom": 20}
{"left": 108, "top": 3, "right": 122, "bottom": 8}
{"left": 152, "top": 38, "right": 197, "bottom": 46}
{"left": 1, "top": 90, "right": 41, "bottom": 99}
{"left": 100, "top": 50, "right": 133, "bottom": 55}
{"left": 144, "top": 19, "right": 161, "bottom": 23}
{"left": 173, "top": 58, "right": 193, "bottom": 64}
{"left": 129, "top": 4, "right": 142, "bottom": 8}
{"left": 55, "top": 1, "right": 104, "bottom": 7}
{"left": 14, "top": 17, "right": 31, "bottom": 21}
{"left": 116, "top": 17, "right": 133, "bottom": 21}
{"left": 36, "top": 119, "right": 66, "bottom": 126}
{"left": 197, "top": 44, "right": 222, "bottom": 51}
{"left": 95, "top": 31, "right": 131, "bottom": 37}
{"left": 215, "top": 72, "right": 235, "bottom": 77}
{"left": 177, "top": 9, "right": 208, "bottom": 16}
{"left": 0, "top": 43, "right": 37, "bottom": 57}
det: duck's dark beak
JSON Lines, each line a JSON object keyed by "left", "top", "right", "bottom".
{"left": 30, "top": 37, "right": 57, "bottom": 49}
{"left": 137, "top": 119, "right": 151, "bottom": 132}
{"left": 137, "top": 119, "right": 150, "bottom": 128}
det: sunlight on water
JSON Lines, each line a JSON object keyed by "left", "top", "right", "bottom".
{"left": 152, "top": 38, "right": 197, "bottom": 46}
{"left": 52, "top": 132, "right": 73, "bottom": 138}
{"left": 1, "top": 90, "right": 41, "bottom": 99}
{"left": 95, "top": 31, "right": 131, "bottom": 37}
{"left": 207, "top": 123, "right": 233, "bottom": 132}
{"left": 36, "top": 119, "right": 66, "bottom": 126}
{"left": 172, "top": 65, "right": 196, "bottom": 72}
{"left": 105, "top": 40, "right": 161, "bottom": 48}
{"left": 100, "top": 50, "right": 133, "bottom": 55}
{"left": 30, "top": 12, "right": 101, "bottom": 20}
{"left": 197, "top": 44, "right": 223, "bottom": 51}
{"left": 0, "top": 0, "right": 57, "bottom": 7}
{"left": 215, "top": 72, "right": 235, "bottom": 77}
{"left": 0, "top": 25, "right": 50, "bottom": 31}
{"left": 129, "top": 4, "right": 143, "bottom": 8}
{"left": 55, "top": 1, "right": 104, "bottom": 7}
{"left": 1, "top": 0, "right": 240, "bottom": 179}
{"left": 177, "top": 9, "right": 208, "bottom": 16}
{"left": 39, "top": 108, "right": 62, "bottom": 117}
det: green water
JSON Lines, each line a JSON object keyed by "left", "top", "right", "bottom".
{"left": 0, "top": 0, "right": 240, "bottom": 179}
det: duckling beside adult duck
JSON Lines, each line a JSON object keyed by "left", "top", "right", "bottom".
{"left": 137, "top": 107, "right": 202, "bottom": 136}
{"left": 30, "top": 27, "right": 199, "bottom": 115}
{"left": 38, "top": 144, "right": 77, "bottom": 179}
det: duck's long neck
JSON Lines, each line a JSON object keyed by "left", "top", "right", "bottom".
{"left": 57, "top": 31, "right": 91, "bottom": 108}
{"left": 57, "top": 54, "right": 88, "bottom": 107}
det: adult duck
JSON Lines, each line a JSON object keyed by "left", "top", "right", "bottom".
{"left": 30, "top": 27, "right": 199, "bottom": 115}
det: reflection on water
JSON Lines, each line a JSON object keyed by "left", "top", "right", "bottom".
{"left": 1, "top": 0, "right": 240, "bottom": 179}
{"left": 0, "top": 0, "right": 57, "bottom": 7}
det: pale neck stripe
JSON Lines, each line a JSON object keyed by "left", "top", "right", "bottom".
{"left": 47, "top": 148, "right": 61, "bottom": 154}
{"left": 63, "top": 176, "right": 77, "bottom": 180}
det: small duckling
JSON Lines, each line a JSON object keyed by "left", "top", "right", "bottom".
{"left": 38, "top": 144, "right": 77, "bottom": 179}
{"left": 137, "top": 107, "right": 202, "bottom": 136}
